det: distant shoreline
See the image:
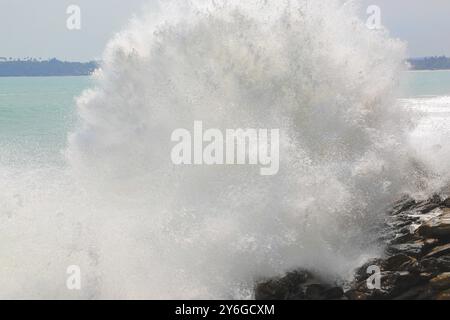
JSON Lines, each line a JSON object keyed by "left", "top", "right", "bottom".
{"left": 407, "top": 56, "right": 450, "bottom": 71}
{"left": 0, "top": 58, "right": 98, "bottom": 77}
{"left": 0, "top": 57, "right": 449, "bottom": 77}
{"left": 406, "top": 69, "right": 450, "bottom": 72}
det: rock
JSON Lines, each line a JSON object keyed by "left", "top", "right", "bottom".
{"left": 416, "top": 202, "right": 440, "bottom": 214}
{"left": 420, "top": 255, "right": 450, "bottom": 274}
{"left": 254, "top": 270, "right": 311, "bottom": 300}
{"left": 393, "top": 285, "right": 432, "bottom": 300}
{"left": 390, "top": 197, "right": 416, "bottom": 215}
{"left": 254, "top": 279, "right": 290, "bottom": 300}
{"left": 304, "top": 284, "right": 326, "bottom": 300}
{"left": 417, "top": 208, "right": 450, "bottom": 239}
{"left": 435, "top": 289, "right": 450, "bottom": 300}
{"left": 345, "top": 290, "right": 369, "bottom": 300}
{"left": 352, "top": 271, "right": 423, "bottom": 300}
{"left": 323, "top": 287, "right": 344, "bottom": 300}
{"left": 390, "top": 233, "right": 421, "bottom": 245}
{"left": 444, "top": 198, "right": 450, "bottom": 208}
{"left": 385, "top": 254, "right": 419, "bottom": 272}
{"left": 387, "top": 239, "right": 437, "bottom": 258}
{"left": 377, "top": 271, "right": 423, "bottom": 298}
{"left": 423, "top": 243, "right": 450, "bottom": 259}
{"left": 353, "top": 258, "right": 386, "bottom": 282}
{"left": 253, "top": 192, "right": 450, "bottom": 300}
{"left": 429, "top": 273, "right": 450, "bottom": 290}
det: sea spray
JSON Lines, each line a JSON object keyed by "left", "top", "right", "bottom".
{"left": 0, "top": 0, "right": 442, "bottom": 299}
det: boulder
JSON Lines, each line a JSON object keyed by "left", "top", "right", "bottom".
{"left": 420, "top": 255, "right": 450, "bottom": 274}
{"left": 429, "top": 272, "right": 450, "bottom": 290}
{"left": 443, "top": 198, "right": 450, "bottom": 208}
{"left": 393, "top": 285, "right": 433, "bottom": 300}
{"left": 435, "top": 289, "right": 450, "bottom": 300}
{"left": 387, "top": 239, "right": 438, "bottom": 258}
{"left": 390, "top": 197, "right": 416, "bottom": 215}
{"left": 351, "top": 271, "right": 423, "bottom": 299}
{"left": 385, "top": 254, "right": 419, "bottom": 272}
{"left": 423, "top": 243, "right": 450, "bottom": 259}
{"left": 417, "top": 208, "right": 450, "bottom": 239}
{"left": 254, "top": 270, "right": 311, "bottom": 300}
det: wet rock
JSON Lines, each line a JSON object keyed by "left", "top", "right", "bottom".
{"left": 390, "top": 232, "right": 421, "bottom": 245}
{"left": 345, "top": 290, "right": 369, "bottom": 300}
{"left": 420, "top": 255, "right": 450, "bottom": 273}
{"left": 390, "top": 197, "right": 416, "bottom": 215}
{"left": 253, "top": 192, "right": 450, "bottom": 300}
{"left": 254, "top": 279, "right": 291, "bottom": 300}
{"left": 254, "top": 269, "right": 345, "bottom": 300}
{"left": 323, "top": 287, "right": 344, "bottom": 300}
{"left": 385, "top": 254, "right": 419, "bottom": 272}
{"left": 417, "top": 208, "right": 450, "bottom": 239}
{"left": 393, "top": 285, "right": 432, "bottom": 300}
{"left": 353, "top": 258, "right": 386, "bottom": 282}
{"left": 254, "top": 270, "right": 310, "bottom": 300}
{"left": 444, "top": 198, "right": 450, "bottom": 208}
{"left": 376, "top": 271, "right": 423, "bottom": 298}
{"left": 350, "top": 271, "right": 424, "bottom": 300}
{"left": 304, "top": 284, "right": 326, "bottom": 300}
{"left": 429, "top": 273, "right": 450, "bottom": 290}
{"left": 388, "top": 243, "right": 423, "bottom": 258}
{"left": 423, "top": 243, "right": 450, "bottom": 259}
{"left": 416, "top": 202, "right": 440, "bottom": 214}
{"left": 435, "top": 289, "right": 450, "bottom": 300}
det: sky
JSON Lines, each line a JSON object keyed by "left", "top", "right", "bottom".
{"left": 0, "top": 0, "right": 449, "bottom": 61}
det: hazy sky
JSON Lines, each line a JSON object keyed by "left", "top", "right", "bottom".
{"left": 1, "top": 0, "right": 449, "bottom": 61}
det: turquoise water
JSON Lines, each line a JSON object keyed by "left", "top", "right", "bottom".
{"left": 0, "top": 76, "right": 91, "bottom": 164}
{"left": 0, "top": 72, "right": 449, "bottom": 165}
{"left": 401, "top": 70, "right": 450, "bottom": 97}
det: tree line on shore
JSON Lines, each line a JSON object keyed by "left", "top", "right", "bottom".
{"left": 0, "top": 56, "right": 449, "bottom": 76}
{"left": 0, "top": 58, "right": 98, "bottom": 76}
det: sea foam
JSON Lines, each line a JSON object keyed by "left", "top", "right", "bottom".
{"left": 0, "top": 0, "right": 446, "bottom": 299}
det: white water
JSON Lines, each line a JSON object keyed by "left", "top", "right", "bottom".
{"left": 1, "top": 0, "right": 448, "bottom": 299}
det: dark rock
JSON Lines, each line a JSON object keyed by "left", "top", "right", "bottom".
{"left": 388, "top": 243, "right": 423, "bottom": 257}
{"left": 390, "top": 197, "right": 416, "bottom": 215}
{"left": 385, "top": 254, "right": 419, "bottom": 272}
{"left": 387, "top": 239, "right": 437, "bottom": 258}
{"left": 253, "top": 192, "right": 450, "bottom": 300}
{"left": 323, "top": 287, "right": 344, "bottom": 299}
{"left": 254, "top": 270, "right": 311, "bottom": 300}
{"left": 443, "top": 198, "right": 450, "bottom": 208}
{"left": 254, "top": 279, "right": 291, "bottom": 300}
{"left": 376, "top": 271, "right": 422, "bottom": 298}
{"left": 429, "top": 273, "right": 450, "bottom": 290}
{"left": 393, "top": 285, "right": 432, "bottom": 300}
{"left": 423, "top": 243, "right": 450, "bottom": 259}
{"left": 417, "top": 209, "right": 450, "bottom": 239}
{"left": 416, "top": 202, "right": 440, "bottom": 214}
{"left": 351, "top": 271, "right": 423, "bottom": 300}
{"left": 304, "top": 284, "right": 327, "bottom": 300}
{"left": 435, "top": 288, "right": 450, "bottom": 300}
{"left": 420, "top": 255, "right": 450, "bottom": 273}
{"left": 345, "top": 290, "right": 369, "bottom": 300}
{"left": 353, "top": 258, "right": 386, "bottom": 282}
{"left": 390, "top": 232, "right": 421, "bottom": 245}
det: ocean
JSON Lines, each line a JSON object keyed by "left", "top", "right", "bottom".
{"left": 1, "top": 72, "right": 448, "bottom": 166}
{"left": 0, "top": 76, "right": 91, "bottom": 166}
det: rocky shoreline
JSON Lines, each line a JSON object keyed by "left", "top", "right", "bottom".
{"left": 255, "top": 193, "right": 450, "bottom": 300}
